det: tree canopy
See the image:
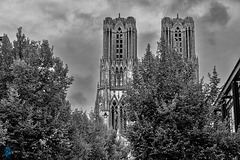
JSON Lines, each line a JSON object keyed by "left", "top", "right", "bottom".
{"left": 125, "top": 42, "right": 240, "bottom": 160}
{"left": 0, "top": 28, "right": 74, "bottom": 159}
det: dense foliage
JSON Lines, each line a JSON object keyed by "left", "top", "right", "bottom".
{"left": 0, "top": 28, "right": 129, "bottom": 160}
{"left": 70, "top": 110, "right": 129, "bottom": 160}
{"left": 0, "top": 28, "right": 73, "bottom": 159}
{"left": 126, "top": 42, "right": 240, "bottom": 160}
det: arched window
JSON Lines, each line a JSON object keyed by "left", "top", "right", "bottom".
{"left": 120, "top": 106, "right": 123, "bottom": 131}
{"left": 111, "top": 68, "right": 115, "bottom": 86}
{"left": 188, "top": 27, "right": 191, "bottom": 59}
{"left": 123, "top": 67, "right": 127, "bottom": 85}
{"left": 174, "top": 26, "right": 182, "bottom": 53}
{"left": 115, "top": 68, "right": 118, "bottom": 86}
{"left": 120, "top": 67, "right": 123, "bottom": 86}
{"left": 116, "top": 27, "right": 123, "bottom": 60}
{"left": 112, "top": 101, "right": 117, "bottom": 130}
{"left": 114, "top": 101, "right": 118, "bottom": 130}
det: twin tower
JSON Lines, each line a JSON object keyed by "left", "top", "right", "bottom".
{"left": 95, "top": 14, "right": 199, "bottom": 133}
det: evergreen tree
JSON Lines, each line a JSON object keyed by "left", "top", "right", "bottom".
{"left": 207, "top": 66, "right": 221, "bottom": 104}
{"left": 205, "top": 66, "right": 222, "bottom": 130}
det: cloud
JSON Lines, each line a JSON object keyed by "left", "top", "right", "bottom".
{"left": 67, "top": 74, "right": 95, "bottom": 110}
{"left": 195, "top": 1, "right": 231, "bottom": 46}
{"left": 39, "top": 1, "right": 68, "bottom": 22}
{"left": 70, "top": 92, "right": 88, "bottom": 106}
{"left": 51, "top": 29, "right": 101, "bottom": 78}
{"left": 167, "top": 0, "right": 205, "bottom": 16}
{"left": 231, "top": 0, "right": 240, "bottom": 2}
{"left": 73, "top": 75, "right": 95, "bottom": 91}
{"left": 0, "top": 0, "right": 238, "bottom": 113}
{"left": 201, "top": 1, "right": 230, "bottom": 26}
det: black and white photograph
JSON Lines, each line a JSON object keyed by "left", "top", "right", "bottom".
{"left": 0, "top": 0, "right": 239, "bottom": 159}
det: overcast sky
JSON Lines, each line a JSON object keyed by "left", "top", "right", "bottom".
{"left": 0, "top": 0, "right": 239, "bottom": 112}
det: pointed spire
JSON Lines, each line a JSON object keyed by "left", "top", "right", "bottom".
{"left": 119, "top": 13, "right": 120, "bottom": 18}
{"left": 177, "top": 13, "right": 179, "bottom": 19}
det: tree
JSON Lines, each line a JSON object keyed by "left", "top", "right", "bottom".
{"left": 204, "top": 66, "right": 222, "bottom": 130}
{"left": 0, "top": 28, "right": 74, "bottom": 159}
{"left": 206, "top": 66, "right": 221, "bottom": 104}
{"left": 69, "top": 108, "right": 130, "bottom": 160}
{"left": 126, "top": 42, "right": 240, "bottom": 159}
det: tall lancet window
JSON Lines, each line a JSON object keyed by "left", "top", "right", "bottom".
{"left": 123, "top": 67, "right": 127, "bottom": 86}
{"left": 111, "top": 68, "right": 115, "bottom": 87}
{"left": 120, "top": 67, "right": 123, "bottom": 86}
{"left": 115, "top": 67, "right": 119, "bottom": 86}
{"left": 111, "top": 101, "right": 117, "bottom": 130}
{"left": 174, "top": 27, "right": 182, "bottom": 53}
{"left": 116, "top": 27, "right": 123, "bottom": 60}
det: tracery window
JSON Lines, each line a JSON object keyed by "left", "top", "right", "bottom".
{"left": 116, "top": 27, "right": 123, "bottom": 60}
{"left": 174, "top": 27, "right": 182, "bottom": 53}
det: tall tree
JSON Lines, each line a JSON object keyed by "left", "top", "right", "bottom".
{"left": 126, "top": 42, "right": 240, "bottom": 159}
{"left": 0, "top": 28, "right": 74, "bottom": 159}
{"left": 205, "top": 66, "right": 222, "bottom": 130}
{"left": 207, "top": 66, "right": 221, "bottom": 104}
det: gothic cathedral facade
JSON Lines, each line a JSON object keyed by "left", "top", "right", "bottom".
{"left": 95, "top": 14, "right": 199, "bottom": 132}
{"left": 95, "top": 14, "right": 137, "bottom": 133}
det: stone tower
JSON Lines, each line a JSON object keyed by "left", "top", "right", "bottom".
{"left": 158, "top": 14, "right": 199, "bottom": 81}
{"left": 95, "top": 14, "right": 137, "bottom": 133}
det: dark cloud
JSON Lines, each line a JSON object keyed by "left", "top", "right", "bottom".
{"left": 73, "top": 13, "right": 102, "bottom": 33}
{"left": 73, "top": 75, "right": 95, "bottom": 91}
{"left": 50, "top": 24, "right": 101, "bottom": 111}
{"left": 67, "top": 74, "right": 95, "bottom": 110}
{"left": 47, "top": 10, "right": 102, "bottom": 112}
{"left": 70, "top": 92, "right": 88, "bottom": 106}
{"left": 51, "top": 27, "right": 101, "bottom": 74}
{"left": 39, "top": 1, "right": 68, "bottom": 22}
{"left": 0, "top": 0, "right": 238, "bottom": 113}
{"left": 196, "top": 1, "right": 231, "bottom": 46}
{"left": 196, "top": 22, "right": 217, "bottom": 46}
{"left": 135, "top": 0, "right": 151, "bottom": 6}
{"left": 106, "top": 0, "right": 163, "bottom": 17}
{"left": 201, "top": 1, "right": 230, "bottom": 26}
{"left": 167, "top": 0, "right": 205, "bottom": 15}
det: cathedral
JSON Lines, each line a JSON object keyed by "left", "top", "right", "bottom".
{"left": 95, "top": 14, "right": 137, "bottom": 133}
{"left": 95, "top": 14, "right": 199, "bottom": 132}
